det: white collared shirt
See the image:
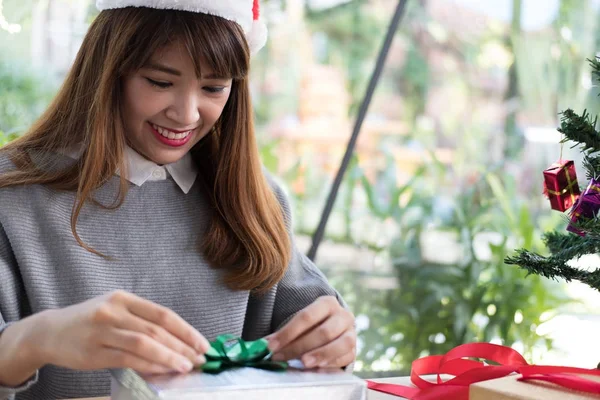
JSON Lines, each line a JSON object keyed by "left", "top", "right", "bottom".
{"left": 65, "top": 145, "right": 198, "bottom": 194}
{"left": 121, "top": 146, "right": 198, "bottom": 194}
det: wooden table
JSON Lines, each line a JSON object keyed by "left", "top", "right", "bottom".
{"left": 70, "top": 376, "right": 414, "bottom": 400}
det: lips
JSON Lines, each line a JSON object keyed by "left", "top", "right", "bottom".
{"left": 148, "top": 122, "right": 195, "bottom": 148}
{"left": 150, "top": 123, "right": 193, "bottom": 140}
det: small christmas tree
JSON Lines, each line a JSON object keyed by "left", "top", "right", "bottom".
{"left": 505, "top": 58, "right": 600, "bottom": 293}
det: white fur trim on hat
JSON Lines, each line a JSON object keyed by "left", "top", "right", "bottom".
{"left": 247, "top": 18, "right": 267, "bottom": 56}
{"left": 96, "top": 0, "right": 267, "bottom": 54}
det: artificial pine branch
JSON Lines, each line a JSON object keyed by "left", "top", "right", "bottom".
{"left": 558, "top": 109, "right": 600, "bottom": 153}
{"left": 589, "top": 57, "right": 600, "bottom": 84}
{"left": 543, "top": 230, "right": 588, "bottom": 255}
{"left": 548, "top": 235, "right": 600, "bottom": 263}
{"left": 582, "top": 154, "right": 600, "bottom": 180}
{"left": 569, "top": 215, "right": 600, "bottom": 237}
{"left": 505, "top": 251, "right": 600, "bottom": 291}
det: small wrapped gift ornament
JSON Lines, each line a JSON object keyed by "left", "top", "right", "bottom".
{"left": 567, "top": 178, "right": 600, "bottom": 236}
{"left": 543, "top": 160, "right": 581, "bottom": 212}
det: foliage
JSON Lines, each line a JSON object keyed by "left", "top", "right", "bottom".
{"left": 322, "top": 156, "right": 567, "bottom": 374}
{"left": 0, "top": 130, "right": 18, "bottom": 147}
{"left": 393, "top": 43, "right": 430, "bottom": 124}
{"left": 0, "top": 59, "right": 54, "bottom": 135}
{"left": 305, "top": 0, "right": 385, "bottom": 114}
{"left": 512, "top": 0, "right": 598, "bottom": 123}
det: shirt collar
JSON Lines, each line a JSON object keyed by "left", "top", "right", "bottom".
{"left": 122, "top": 146, "right": 198, "bottom": 194}
{"left": 64, "top": 144, "right": 198, "bottom": 194}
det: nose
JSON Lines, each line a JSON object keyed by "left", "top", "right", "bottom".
{"left": 165, "top": 91, "right": 200, "bottom": 128}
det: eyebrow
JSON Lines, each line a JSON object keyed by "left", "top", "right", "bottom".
{"left": 145, "top": 62, "right": 181, "bottom": 76}
{"left": 143, "top": 62, "right": 229, "bottom": 79}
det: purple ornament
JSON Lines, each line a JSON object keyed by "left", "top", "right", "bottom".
{"left": 567, "top": 178, "right": 600, "bottom": 236}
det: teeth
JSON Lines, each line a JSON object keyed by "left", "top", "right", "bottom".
{"left": 151, "top": 123, "right": 191, "bottom": 140}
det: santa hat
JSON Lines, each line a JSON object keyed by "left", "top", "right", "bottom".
{"left": 95, "top": 0, "right": 268, "bottom": 56}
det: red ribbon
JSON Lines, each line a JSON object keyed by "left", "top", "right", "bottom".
{"left": 366, "top": 343, "right": 600, "bottom": 399}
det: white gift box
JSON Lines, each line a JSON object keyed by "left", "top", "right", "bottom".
{"left": 110, "top": 363, "right": 367, "bottom": 400}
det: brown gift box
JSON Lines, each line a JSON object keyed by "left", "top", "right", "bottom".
{"left": 470, "top": 374, "right": 600, "bottom": 400}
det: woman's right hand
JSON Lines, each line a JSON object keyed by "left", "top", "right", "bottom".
{"left": 35, "top": 290, "right": 209, "bottom": 375}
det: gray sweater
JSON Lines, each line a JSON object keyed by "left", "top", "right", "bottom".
{"left": 0, "top": 155, "right": 342, "bottom": 399}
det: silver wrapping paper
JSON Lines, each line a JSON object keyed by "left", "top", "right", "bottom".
{"left": 110, "top": 364, "right": 367, "bottom": 400}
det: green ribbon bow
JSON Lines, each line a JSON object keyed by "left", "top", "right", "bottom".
{"left": 201, "top": 334, "right": 288, "bottom": 373}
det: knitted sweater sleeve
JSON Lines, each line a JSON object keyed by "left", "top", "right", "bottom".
{"left": 265, "top": 175, "right": 348, "bottom": 332}
{"left": 0, "top": 223, "right": 39, "bottom": 399}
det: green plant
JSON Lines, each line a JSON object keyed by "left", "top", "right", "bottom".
{"left": 512, "top": 0, "right": 598, "bottom": 124}
{"left": 0, "top": 130, "right": 19, "bottom": 146}
{"left": 0, "top": 60, "right": 55, "bottom": 135}
{"left": 305, "top": 0, "right": 385, "bottom": 114}
{"left": 341, "top": 159, "right": 568, "bottom": 373}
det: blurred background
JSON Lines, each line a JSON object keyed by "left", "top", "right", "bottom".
{"left": 1, "top": 0, "right": 599, "bottom": 377}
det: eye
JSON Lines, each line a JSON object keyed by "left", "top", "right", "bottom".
{"left": 203, "top": 86, "right": 226, "bottom": 93}
{"left": 145, "top": 78, "right": 172, "bottom": 88}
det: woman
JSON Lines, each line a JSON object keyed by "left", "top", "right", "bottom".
{"left": 0, "top": 1, "right": 356, "bottom": 399}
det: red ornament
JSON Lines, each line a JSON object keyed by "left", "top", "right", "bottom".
{"left": 543, "top": 160, "right": 580, "bottom": 212}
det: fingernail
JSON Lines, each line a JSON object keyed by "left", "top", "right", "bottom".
{"left": 267, "top": 339, "right": 280, "bottom": 352}
{"left": 271, "top": 352, "right": 285, "bottom": 362}
{"left": 197, "top": 339, "right": 210, "bottom": 352}
{"left": 179, "top": 359, "right": 193, "bottom": 373}
{"left": 304, "top": 356, "right": 316, "bottom": 368}
{"left": 318, "top": 360, "right": 328, "bottom": 368}
{"left": 195, "top": 354, "right": 206, "bottom": 365}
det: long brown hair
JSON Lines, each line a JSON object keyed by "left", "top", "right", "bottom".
{"left": 0, "top": 8, "right": 291, "bottom": 293}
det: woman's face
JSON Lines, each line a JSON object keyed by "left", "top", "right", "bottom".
{"left": 121, "top": 41, "right": 233, "bottom": 165}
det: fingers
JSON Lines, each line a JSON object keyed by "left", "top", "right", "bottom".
{"left": 267, "top": 296, "right": 339, "bottom": 354}
{"left": 102, "top": 328, "right": 199, "bottom": 373}
{"left": 329, "top": 345, "right": 357, "bottom": 369}
{"left": 271, "top": 308, "right": 352, "bottom": 363}
{"left": 266, "top": 296, "right": 357, "bottom": 369}
{"left": 98, "top": 347, "right": 179, "bottom": 375}
{"left": 97, "top": 291, "right": 209, "bottom": 372}
{"left": 114, "top": 314, "right": 205, "bottom": 367}
{"left": 300, "top": 329, "right": 357, "bottom": 368}
{"left": 110, "top": 291, "right": 210, "bottom": 354}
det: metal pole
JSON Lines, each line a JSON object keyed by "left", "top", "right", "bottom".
{"left": 307, "top": 0, "right": 410, "bottom": 262}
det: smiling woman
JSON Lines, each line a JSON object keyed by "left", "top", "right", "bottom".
{"left": 0, "top": 2, "right": 356, "bottom": 399}
{"left": 122, "top": 43, "right": 234, "bottom": 164}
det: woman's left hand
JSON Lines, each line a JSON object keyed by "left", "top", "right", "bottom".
{"left": 266, "top": 296, "right": 356, "bottom": 369}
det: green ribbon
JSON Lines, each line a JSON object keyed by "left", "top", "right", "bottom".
{"left": 200, "top": 334, "right": 288, "bottom": 374}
